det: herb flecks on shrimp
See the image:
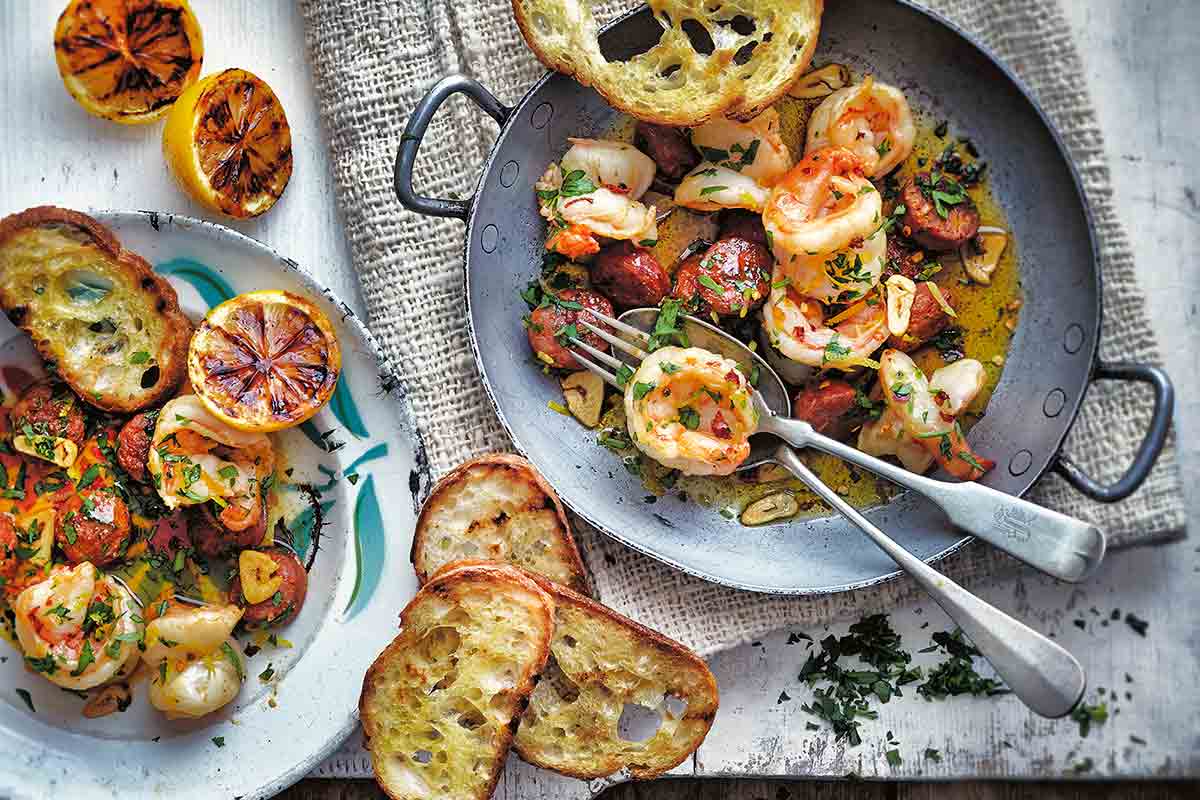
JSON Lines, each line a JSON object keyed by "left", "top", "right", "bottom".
{"left": 624, "top": 347, "right": 758, "bottom": 477}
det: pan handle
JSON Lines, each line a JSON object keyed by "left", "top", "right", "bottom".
{"left": 394, "top": 75, "right": 512, "bottom": 220}
{"left": 1053, "top": 361, "right": 1174, "bottom": 502}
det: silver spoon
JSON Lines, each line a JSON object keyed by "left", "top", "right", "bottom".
{"left": 619, "top": 308, "right": 1106, "bottom": 584}
{"left": 568, "top": 307, "right": 1087, "bottom": 718}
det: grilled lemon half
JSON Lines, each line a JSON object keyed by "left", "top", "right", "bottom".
{"left": 188, "top": 290, "right": 340, "bottom": 432}
{"left": 54, "top": 0, "right": 204, "bottom": 124}
{"left": 163, "top": 69, "right": 293, "bottom": 218}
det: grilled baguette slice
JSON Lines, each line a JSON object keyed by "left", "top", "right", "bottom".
{"left": 412, "top": 454, "right": 589, "bottom": 594}
{"left": 0, "top": 207, "right": 190, "bottom": 411}
{"left": 360, "top": 563, "right": 555, "bottom": 800}
{"left": 511, "top": 0, "right": 823, "bottom": 125}
{"left": 432, "top": 561, "right": 719, "bottom": 779}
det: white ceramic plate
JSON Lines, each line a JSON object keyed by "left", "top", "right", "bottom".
{"left": 0, "top": 211, "right": 428, "bottom": 800}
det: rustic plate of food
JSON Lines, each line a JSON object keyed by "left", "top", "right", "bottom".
{"left": 0, "top": 208, "right": 427, "bottom": 800}
{"left": 395, "top": 0, "right": 1171, "bottom": 593}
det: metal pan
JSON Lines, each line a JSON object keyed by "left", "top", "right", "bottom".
{"left": 394, "top": 0, "right": 1173, "bottom": 593}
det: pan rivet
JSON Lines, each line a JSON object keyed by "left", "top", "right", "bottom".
{"left": 1043, "top": 388, "right": 1066, "bottom": 418}
{"left": 1064, "top": 323, "right": 1085, "bottom": 354}
{"left": 1009, "top": 449, "right": 1033, "bottom": 476}
{"left": 481, "top": 223, "right": 499, "bottom": 253}
{"left": 531, "top": 102, "right": 553, "bottom": 130}
{"left": 500, "top": 160, "right": 520, "bottom": 187}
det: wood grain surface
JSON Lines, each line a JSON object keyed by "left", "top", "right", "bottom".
{"left": 274, "top": 779, "right": 1199, "bottom": 800}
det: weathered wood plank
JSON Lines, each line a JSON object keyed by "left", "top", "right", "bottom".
{"left": 274, "top": 778, "right": 1200, "bottom": 800}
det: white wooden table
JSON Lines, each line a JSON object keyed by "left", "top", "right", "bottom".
{"left": 1, "top": 0, "right": 1196, "bottom": 794}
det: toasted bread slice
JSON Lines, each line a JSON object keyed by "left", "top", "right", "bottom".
{"left": 511, "top": 0, "right": 823, "bottom": 125}
{"left": 0, "top": 207, "right": 190, "bottom": 412}
{"left": 360, "top": 563, "right": 555, "bottom": 800}
{"left": 412, "top": 454, "right": 589, "bottom": 594}
{"left": 431, "top": 561, "right": 718, "bottom": 779}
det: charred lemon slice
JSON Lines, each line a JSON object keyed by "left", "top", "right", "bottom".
{"left": 54, "top": 0, "right": 203, "bottom": 124}
{"left": 188, "top": 290, "right": 340, "bottom": 432}
{"left": 163, "top": 68, "right": 293, "bottom": 218}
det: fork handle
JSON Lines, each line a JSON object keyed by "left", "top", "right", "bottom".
{"left": 761, "top": 415, "right": 1106, "bottom": 583}
{"left": 772, "top": 444, "right": 1086, "bottom": 719}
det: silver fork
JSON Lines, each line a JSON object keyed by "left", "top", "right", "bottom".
{"left": 561, "top": 308, "right": 1087, "bottom": 718}
{"left": 566, "top": 308, "right": 1105, "bottom": 584}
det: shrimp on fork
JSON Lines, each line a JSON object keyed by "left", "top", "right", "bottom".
{"left": 624, "top": 346, "right": 759, "bottom": 476}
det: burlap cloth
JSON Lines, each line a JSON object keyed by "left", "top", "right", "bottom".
{"left": 299, "top": 0, "right": 1185, "bottom": 777}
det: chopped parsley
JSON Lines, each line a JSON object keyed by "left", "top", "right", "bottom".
{"left": 631, "top": 382, "right": 656, "bottom": 401}
{"left": 822, "top": 336, "right": 852, "bottom": 366}
{"left": 698, "top": 184, "right": 729, "bottom": 197}
{"left": 677, "top": 407, "right": 700, "bottom": 430}
{"left": 916, "top": 630, "right": 1007, "bottom": 700}
{"left": 1070, "top": 700, "right": 1109, "bottom": 737}
{"left": 211, "top": 736, "right": 225, "bottom": 748}
{"left": 558, "top": 169, "right": 596, "bottom": 198}
{"left": 128, "top": 351, "right": 151, "bottom": 365}
{"left": 15, "top": 688, "right": 35, "bottom": 713}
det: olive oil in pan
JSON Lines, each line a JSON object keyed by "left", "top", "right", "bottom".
{"left": 592, "top": 99, "right": 1020, "bottom": 524}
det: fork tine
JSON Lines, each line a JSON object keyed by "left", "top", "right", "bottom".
{"left": 569, "top": 349, "right": 622, "bottom": 390}
{"left": 586, "top": 309, "right": 653, "bottom": 347}
{"left": 578, "top": 319, "right": 649, "bottom": 362}
{"left": 570, "top": 337, "right": 624, "bottom": 372}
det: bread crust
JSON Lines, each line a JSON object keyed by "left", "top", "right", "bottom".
{"left": 511, "top": 0, "right": 824, "bottom": 127}
{"left": 411, "top": 453, "right": 590, "bottom": 594}
{"left": 431, "top": 559, "right": 719, "bottom": 779}
{"left": 0, "top": 206, "right": 191, "bottom": 412}
{"left": 360, "top": 562, "right": 555, "bottom": 800}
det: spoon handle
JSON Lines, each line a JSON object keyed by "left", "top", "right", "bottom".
{"left": 771, "top": 444, "right": 1086, "bottom": 718}
{"left": 761, "top": 414, "right": 1106, "bottom": 583}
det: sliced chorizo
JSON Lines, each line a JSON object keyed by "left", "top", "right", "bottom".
{"left": 718, "top": 210, "right": 770, "bottom": 248}
{"left": 590, "top": 242, "right": 671, "bottom": 308}
{"left": 888, "top": 282, "right": 955, "bottom": 351}
{"left": 57, "top": 490, "right": 131, "bottom": 566}
{"left": 792, "top": 379, "right": 862, "bottom": 441}
{"left": 11, "top": 381, "right": 86, "bottom": 447}
{"left": 116, "top": 412, "right": 157, "bottom": 483}
{"left": 635, "top": 122, "right": 699, "bottom": 180}
{"left": 230, "top": 547, "right": 308, "bottom": 628}
{"left": 900, "top": 173, "right": 980, "bottom": 251}
{"left": 672, "top": 236, "right": 772, "bottom": 317}
{"left": 188, "top": 501, "right": 266, "bottom": 558}
{"left": 525, "top": 289, "right": 615, "bottom": 370}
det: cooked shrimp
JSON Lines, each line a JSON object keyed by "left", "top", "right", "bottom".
{"left": 763, "top": 147, "right": 885, "bottom": 302}
{"left": 624, "top": 346, "right": 759, "bottom": 476}
{"left": 878, "top": 350, "right": 993, "bottom": 480}
{"left": 147, "top": 395, "right": 275, "bottom": 527}
{"left": 860, "top": 357, "right": 988, "bottom": 474}
{"left": 806, "top": 77, "right": 916, "bottom": 178}
{"left": 857, "top": 406, "right": 934, "bottom": 473}
{"left": 143, "top": 601, "right": 244, "bottom": 719}
{"left": 762, "top": 278, "right": 889, "bottom": 370}
{"left": 675, "top": 164, "right": 770, "bottom": 213}
{"left": 536, "top": 162, "right": 659, "bottom": 254}
{"left": 559, "top": 138, "right": 656, "bottom": 199}
{"left": 13, "top": 562, "right": 143, "bottom": 691}
{"left": 689, "top": 108, "right": 793, "bottom": 185}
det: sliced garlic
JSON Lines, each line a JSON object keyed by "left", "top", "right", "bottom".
{"left": 740, "top": 492, "right": 800, "bottom": 525}
{"left": 13, "top": 434, "right": 78, "bottom": 468}
{"left": 239, "top": 550, "right": 282, "bottom": 605}
{"left": 788, "top": 63, "right": 852, "bottom": 99}
{"left": 961, "top": 227, "right": 1008, "bottom": 285}
{"left": 753, "top": 463, "right": 791, "bottom": 483}
{"left": 885, "top": 274, "right": 917, "bottom": 336}
{"left": 561, "top": 370, "right": 604, "bottom": 428}
{"left": 20, "top": 509, "right": 55, "bottom": 564}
